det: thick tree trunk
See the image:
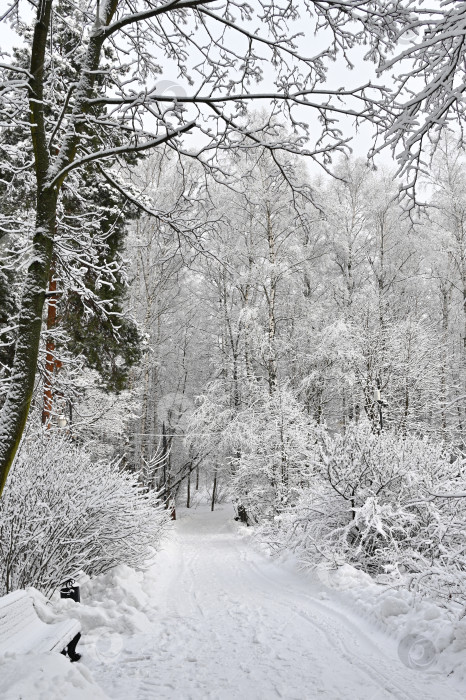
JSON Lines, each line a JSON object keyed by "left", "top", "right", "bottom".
{"left": 0, "top": 196, "right": 57, "bottom": 494}
{"left": 0, "top": 0, "right": 56, "bottom": 494}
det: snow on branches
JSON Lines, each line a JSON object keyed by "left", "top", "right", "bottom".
{"left": 0, "top": 430, "right": 170, "bottom": 596}
{"left": 0, "top": 0, "right": 417, "bottom": 494}
{"left": 376, "top": 1, "right": 466, "bottom": 201}
{"left": 264, "top": 421, "right": 466, "bottom": 605}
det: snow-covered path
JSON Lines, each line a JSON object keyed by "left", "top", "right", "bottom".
{"left": 88, "top": 504, "right": 461, "bottom": 700}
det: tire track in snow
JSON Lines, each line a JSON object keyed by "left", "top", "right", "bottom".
{"left": 197, "top": 530, "right": 398, "bottom": 699}
{"left": 169, "top": 506, "right": 460, "bottom": 700}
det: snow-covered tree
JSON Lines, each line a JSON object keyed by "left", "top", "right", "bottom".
{"left": 377, "top": 2, "right": 466, "bottom": 200}
{"left": 0, "top": 0, "right": 412, "bottom": 494}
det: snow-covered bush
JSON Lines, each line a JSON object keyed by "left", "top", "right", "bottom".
{"left": 187, "top": 383, "right": 323, "bottom": 524}
{"left": 226, "top": 388, "right": 322, "bottom": 523}
{"left": 0, "top": 432, "right": 169, "bottom": 597}
{"left": 264, "top": 422, "right": 466, "bottom": 604}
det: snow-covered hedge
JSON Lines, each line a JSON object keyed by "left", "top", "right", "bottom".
{"left": 0, "top": 432, "right": 169, "bottom": 597}
{"left": 262, "top": 422, "right": 466, "bottom": 605}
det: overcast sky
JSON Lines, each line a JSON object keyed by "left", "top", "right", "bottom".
{"left": 0, "top": 5, "right": 397, "bottom": 177}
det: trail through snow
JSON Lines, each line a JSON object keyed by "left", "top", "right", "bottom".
{"left": 86, "top": 504, "right": 462, "bottom": 700}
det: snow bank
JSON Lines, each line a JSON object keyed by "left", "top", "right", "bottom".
{"left": 0, "top": 653, "right": 108, "bottom": 700}
{"left": 49, "top": 565, "right": 156, "bottom": 637}
{"left": 328, "top": 566, "right": 466, "bottom": 685}
{"left": 234, "top": 518, "right": 466, "bottom": 688}
{"left": 0, "top": 561, "right": 167, "bottom": 699}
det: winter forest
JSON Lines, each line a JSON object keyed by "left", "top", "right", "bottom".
{"left": 2, "top": 1, "right": 466, "bottom": 698}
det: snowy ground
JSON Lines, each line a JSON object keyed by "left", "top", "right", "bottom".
{"left": 1, "top": 503, "right": 464, "bottom": 699}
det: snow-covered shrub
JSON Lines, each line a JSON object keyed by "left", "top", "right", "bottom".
{"left": 187, "top": 383, "right": 323, "bottom": 524}
{"left": 0, "top": 432, "right": 169, "bottom": 597}
{"left": 264, "top": 422, "right": 466, "bottom": 604}
{"left": 227, "top": 388, "right": 323, "bottom": 523}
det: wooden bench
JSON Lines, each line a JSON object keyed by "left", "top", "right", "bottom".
{"left": 0, "top": 590, "right": 81, "bottom": 661}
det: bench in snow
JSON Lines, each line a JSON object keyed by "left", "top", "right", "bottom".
{"left": 0, "top": 590, "right": 81, "bottom": 661}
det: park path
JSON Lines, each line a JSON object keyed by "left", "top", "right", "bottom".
{"left": 88, "top": 504, "right": 462, "bottom": 700}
